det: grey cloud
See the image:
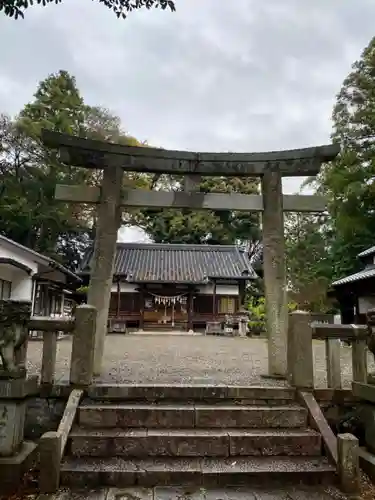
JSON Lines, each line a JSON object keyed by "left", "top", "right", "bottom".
{"left": 0, "top": 0, "right": 375, "bottom": 197}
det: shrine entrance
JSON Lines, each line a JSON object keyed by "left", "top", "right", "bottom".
{"left": 42, "top": 130, "right": 339, "bottom": 378}
{"left": 144, "top": 290, "right": 188, "bottom": 329}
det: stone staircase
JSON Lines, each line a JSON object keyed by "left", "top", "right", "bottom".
{"left": 60, "top": 385, "right": 336, "bottom": 488}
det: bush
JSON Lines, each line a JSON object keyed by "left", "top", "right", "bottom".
{"left": 248, "top": 297, "right": 266, "bottom": 335}
{"left": 247, "top": 297, "right": 297, "bottom": 336}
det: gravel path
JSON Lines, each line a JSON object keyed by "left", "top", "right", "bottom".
{"left": 26, "top": 334, "right": 374, "bottom": 387}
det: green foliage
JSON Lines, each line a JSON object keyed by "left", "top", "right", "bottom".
{"left": 134, "top": 177, "right": 262, "bottom": 247}
{"left": 284, "top": 212, "right": 334, "bottom": 312}
{"left": 0, "top": 71, "right": 91, "bottom": 269}
{"left": 247, "top": 297, "right": 266, "bottom": 335}
{"left": 247, "top": 297, "right": 297, "bottom": 335}
{"left": 0, "top": 0, "right": 175, "bottom": 19}
{"left": 0, "top": 70, "right": 149, "bottom": 269}
{"left": 314, "top": 36, "right": 375, "bottom": 280}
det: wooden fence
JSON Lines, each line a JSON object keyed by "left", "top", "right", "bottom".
{"left": 27, "top": 304, "right": 97, "bottom": 387}
{"left": 288, "top": 310, "right": 368, "bottom": 389}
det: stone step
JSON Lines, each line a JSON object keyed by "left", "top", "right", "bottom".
{"left": 86, "top": 384, "right": 295, "bottom": 402}
{"left": 78, "top": 404, "right": 308, "bottom": 429}
{"left": 69, "top": 427, "right": 322, "bottom": 458}
{"left": 60, "top": 456, "right": 336, "bottom": 489}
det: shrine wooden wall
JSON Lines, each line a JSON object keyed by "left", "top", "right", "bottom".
{"left": 109, "top": 291, "right": 239, "bottom": 317}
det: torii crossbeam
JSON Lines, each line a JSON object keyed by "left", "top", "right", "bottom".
{"left": 42, "top": 130, "right": 339, "bottom": 378}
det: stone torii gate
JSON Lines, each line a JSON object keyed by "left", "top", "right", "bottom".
{"left": 42, "top": 130, "right": 339, "bottom": 377}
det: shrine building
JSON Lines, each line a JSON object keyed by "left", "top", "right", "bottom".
{"left": 79, "top": 242, "right": 257, "bottom": 332}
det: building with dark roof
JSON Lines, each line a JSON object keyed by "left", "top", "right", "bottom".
{"left": 80, "top": 243, "right": 257, "bottom": 332}
{"left": 0, "top": 234, "right": 81, "bottom": 322}
{"left": 331, "top": 245, "right": 375, "bottom": 324}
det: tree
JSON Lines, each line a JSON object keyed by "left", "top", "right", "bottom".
{"left": 284, "top": 212, "right": 334, "bottom": 311}
{"left": 133, "top": 176, "right": 262, "bottom": 250}
{"left": 83, "top": 105, "right": 153, "bottom": 238}
{"left": 0, "top": 71, "right": 92, "bottom": 268}
{"left": 0, "top": 0, "right": 175, "bottom": 19}
{"left": 314, "top": 36, "right": 375, "bottom": 280}
{"left": 0, "top": 71, "right": 154, "bottom": 269}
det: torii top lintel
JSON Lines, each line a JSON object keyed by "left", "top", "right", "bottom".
{"left": 42, "top": 130, "right": 339, "bottom": 177}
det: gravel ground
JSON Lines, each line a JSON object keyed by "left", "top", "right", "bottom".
{"left": 26, "top": 334, "right": 375, "bottom": 387}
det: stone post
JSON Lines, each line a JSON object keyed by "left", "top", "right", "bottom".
{"left": 238, "top": 315, "right": 248, "bottom": 337}
{"left": 70, "top": 304, "right": 97, "bottom": 386}
{"left": 187, "top": 289, "right": 194, "bottom": 333}
{"left": 0, "top": 300, "right": 38, "bottom": 493}
{"left": 261, "top": 169, "right": 288, "bottom": 377}
{"left": 326, "top": 338, "right": 342, "bottom": 389}
{"left": 39, "top": 431, "right": 61, "bottom": 493}
{"left": 337, "top": 433, "right": 360, "bottom": 495}
{"left": 287, "top": 311, "right": 314, "bottom": 389}
{"left": 87, "top": 165, "right": 123, "bottom": 375}
{"left": 367, "top": 308, "right": 375, "bottom": 382}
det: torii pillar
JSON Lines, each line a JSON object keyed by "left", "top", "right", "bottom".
{"left": 262, "top": 169, "right": 288, "bottom": 378}
{"left": 87, "top": 166, "right": 123, "bottom": 375}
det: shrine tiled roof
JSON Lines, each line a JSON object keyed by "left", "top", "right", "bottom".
{"left": 80, "top": 243, "right": 257, "bottom": 283}
{"left": 358, "top": 245, "right": 375, "bottom": 258}
{"left": 332, "top": 265, "right": 375, "bottom": 287}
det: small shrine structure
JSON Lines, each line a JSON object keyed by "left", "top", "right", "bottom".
{"left": 79, "top": 242, "right": 257, "bottom": 333}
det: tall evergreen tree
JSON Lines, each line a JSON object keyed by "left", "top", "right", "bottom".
{"left": 0, "top": 71, "right": 154, "bottom": 269}
{"left": 0, "top": 70, "right": 90, "bottom": 267}
{"left": 315, "top": 36, "right": 375, "bottom": 279}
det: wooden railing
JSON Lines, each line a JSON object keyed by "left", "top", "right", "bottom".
{"left": 27, "top": 304, "right": 97, "bottom": 387}
{"left": 288, "top": 311, "right": 369, "bottom": 389}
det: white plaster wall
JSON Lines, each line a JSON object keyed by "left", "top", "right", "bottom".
{"left": 111, "top": 283, "right": 138, "bottom": 293}
{"left": 0, "top": 264, "right": 14, "bottom": 283}
{"left": 358, "top": 296, "right": 375, "bottom": 314}
{"left": 0, "top": 243, "right": 38, "bottom": 300}
{"left": 11, "top": 270, "right": 33, "bottom": 300}
{"left": 334, "top": 314, "right": 341, "bottom": 324}
{"left": 197, "top": 284, "right": 239, "bottom": 295}
{"left": 0, "top": 245, "right": 39, "bottom": 275}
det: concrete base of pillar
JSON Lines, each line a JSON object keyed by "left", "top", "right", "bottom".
{"left": 0, "top": 440, "right": 37, "bottom": 494}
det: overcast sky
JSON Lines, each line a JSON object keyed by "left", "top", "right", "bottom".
{"left": 1, "top": 0, "right": 374, "bottom": 242}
